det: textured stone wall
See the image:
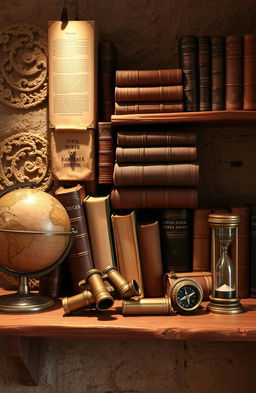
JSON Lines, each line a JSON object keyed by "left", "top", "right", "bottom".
{"left": 0, "top": 1, "right": 255, "bottom": 392}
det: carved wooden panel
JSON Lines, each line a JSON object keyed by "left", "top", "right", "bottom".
{"left": 0, "top": 132, "right": 52, "bottom": 191}
{"left": 0, "top": 24, "right": 47, "bottom": 109}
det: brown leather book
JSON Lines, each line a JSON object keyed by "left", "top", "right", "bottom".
{"left": 159, "top": 209, "right": 193, "bottom": 273}
{"left": 193, "top": 209, "right": 211, "bottom": 272}
{"left": 115, "top": 85, "right": 183, "bottom": 103}
{"left": 116, "top": 146, "right": 197, "bottom": 163}
{"left": 115, "top": 102, "right": 184, "bottom": 114}
{"left": 226, "top": 35, "right": 244, "bottom": 110}
{"left": 55, "top": 184, "right": 93, "bottom": 294}
{"left": 211, "top": 36, "right": 225, "bottom": 110}
{"left": 98, "top": 41, "right": 117, "bottom": 121}
{"left": 164, "top": 271, "right": 212, "bottom": 300}
{"left": 198, "top": 36, "right": 211, "bottom": 111}
{"left": 111, "top": 211, "right": 144, "bottom": 296}
{"left": 116, "top": 69, "right": 182, "bottom": 86}
{"left": 117, "top": 130, "right": 197, "bottom": 147}
{"left": 113, "top": 163, "right": 199, "bottom": 187}
{"left": 230, "top": 206, "right": 251, "bottom": 298}
{"left": 98, "top": 122, "right": 115, "bottom": 184}
{"left": 243, "top": 34, "right": 256, "bottom": 110}
{"left": 137, "top": 220, "right": 164, "bottom": 297}
{"left": 110, "top": 187, "right": 198, "bottom": 209}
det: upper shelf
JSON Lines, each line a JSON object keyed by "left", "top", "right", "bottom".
{"left": 0, "top": 289, "right": 255, "bottom": 341}
{"left": 111, "top": 110, "right": 256, "bottom": 126}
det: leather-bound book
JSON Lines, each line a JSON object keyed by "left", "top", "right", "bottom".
{"left": 159, "top": 209, "right": 193, "bottom": 273}
{"left": 116, "top": 69, "right": 182, "bottom": 86}
{"left": 116, "top": 146, "right": 197, "bottom": 163}
{"left": 164, "top": 271, "right": 212, "bottom": 300}
{"left": 198, "top": 36, "right": 211, "bottom": 111}
{"left": 117, "top": 130, "right": 197, "bottom": 147}
{"left": 39, "top": 262, "right": 72, "bottom": 298}
{"left": 110, "top": 187, "right": 198, "bottom": 209}
{"left": 98, "top": 122, "right": 115, "bottom": 184}
{"left": 243, "top": 34, "right": 256, "bottom": 110}
{"left": 226, "top": 35, "right": 244, "bottom": 110}
{"left": 137, "top": 220, "right": 164, "bottom": 297}
{"left": 84, "top": 195, "right": 116, "bottom": 271}
{"left": 111, "top": 211, "right": 144, "bottom": 296}
{"left": 178, "top": 35, "right": 199, "bottom": 111}
{"left": 193, "top": 209, "right": 211, "bottom": 272}
{"left": 211, "top": 36, "right": 225, "bottom": 110}
{"left": 251, "top": 207, "right": 256, "bottom": 298}
{"left": 115, "top": 85, "right": 183, "bottom": 103}
{"left": 230, "top": 206, "right": 250, "bottom": 298}
{"left": 113, "top": 163, "right": 199, "bottom": 187}
{"left": 98, "top": 41, "right": 117, "bottom": 121}
{"left": 55, "top": 184, "right": 93, "bottom": 294}
{"left": 115, "top": 102, "right": 183, "bottom": 115}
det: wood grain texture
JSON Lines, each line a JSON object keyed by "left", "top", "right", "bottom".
{"left": 0, "top": 290, "right": 255, "bottom": 341}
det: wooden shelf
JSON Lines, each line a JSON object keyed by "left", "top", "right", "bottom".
{"left": 111, "top": 110, "right": 256, "bottom": 126}
{"left": 0, "top": 290, "right": 255, "bottom": 342}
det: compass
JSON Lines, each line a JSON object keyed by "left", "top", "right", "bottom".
{"left": 170, "top": 278, "right": 203, "bottom": 314}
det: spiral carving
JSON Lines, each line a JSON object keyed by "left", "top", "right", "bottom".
{"left": 0, "top": 24, "right": 47, "bottom": 109}
{"left": 0, "top": 132, "right": 52, "bottom": 191}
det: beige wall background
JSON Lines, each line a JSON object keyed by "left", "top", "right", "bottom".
{"left": 0, "top": 0, "right": 255, "bottom": 392}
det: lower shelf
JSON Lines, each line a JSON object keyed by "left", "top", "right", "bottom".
{"left": 0, "top": 290, "right": 255, "bottom": 341}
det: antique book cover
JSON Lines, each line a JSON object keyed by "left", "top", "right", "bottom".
{"left": 114, "top": 102, "right": 183, "bottom": 114}
{"left": 84, "top": 195, "right": 116, "bottom": 271}
{"left": 48, "top": 20, "right": 97, "bottom": 130}
{"left": 243, "top": 34, "right": 256, "bottom": 110}
{"left": 116, "top": 146, "right": 197, "bottom": 163}
{"left": 225, "top": 35, "right": 243, "bottom": 110}
{"left": 211, "top": 36, "right": 225, "bottom": 110}
{"left": 193, "top": 208, "right": 211, "bottom": 272}
{"left": 198, "top": 36, "right": 211, "bottom": 111}
{"left": 111, "top": 211, "right": 144, "bottom": 296}
{"left": 116, "top": 69, "right": 182, "bottom": 86}
{"left": 115, "top": 85, "right": 183, "bottom": 103}
{"left": 98, "top": 122, "right": 115, "bottom": 184}
{"left": 117, "top": 130, "right": 196, "bottom": 147}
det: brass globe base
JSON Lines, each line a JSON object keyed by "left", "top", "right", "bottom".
{"left": 207, "top": 295, "right": 244, "bottom": 315}
{"left": 0, "top": 293, "right": 55, "bottom": 313}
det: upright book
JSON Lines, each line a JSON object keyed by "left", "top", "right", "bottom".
{"left": 225, "top": 35, "right": 243, "bottom": 110}
{"left": 111, "top": 211, "right": 144, "bottom": 296}
{"left": 193, "top": 208, "right": 211, "bottom": 272}
{"left": 198, "top": 36, "right": 211, "bottom": 111}
{"left": 211, "top": 36, "right": 225, "bottom": 110}
{"left": 84, "top": 195, "right": 116, "bottom": 271}
{"left": 55, "top": 184, "right": 93, "bottom": 294}
{"left": 243, "top": 34, "right": 256, "bottom": 110}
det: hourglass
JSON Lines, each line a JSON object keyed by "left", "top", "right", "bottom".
{"left": 207, "top": 214, "right": 243, "bottom": 314}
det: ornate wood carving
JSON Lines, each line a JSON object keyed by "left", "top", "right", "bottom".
{"left": 0, "top": 132, "right": 52, "bottom": 191}
{"left": 0, "top": 24, "right": 47, "bottom": 109}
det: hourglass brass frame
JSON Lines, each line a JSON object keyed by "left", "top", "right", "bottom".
{"left": 207, "top": 214, "right": 243, "bottom": 315}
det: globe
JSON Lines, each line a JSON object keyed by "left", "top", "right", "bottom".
{"left": 0, "top": 187, "right": 71, "bottom": 274}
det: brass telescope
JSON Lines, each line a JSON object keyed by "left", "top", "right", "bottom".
{"left": 62, "top": 290, "right": 95, "bottom": 314}
{"left": 122, "top": 297, "right": 172, "bottom": 315}
{"left": 103, "top": 266, "right": 141, "bottom": 299}
{"left": 85, "top": 269, "right": 114, "bottom": 311}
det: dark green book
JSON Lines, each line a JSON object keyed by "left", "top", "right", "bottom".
{"left": 251, "top": 207, "right": 256, "bottom": 298}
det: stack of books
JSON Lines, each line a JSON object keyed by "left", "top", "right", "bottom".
{"left": 114, "top": 69, "right": 184, "bottom": 114}
{"left": 110, "top": 127, "right": 199, "bottom": 209}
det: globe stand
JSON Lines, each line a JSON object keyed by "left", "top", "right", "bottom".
{"left": 0, "top": 276, "right": 55, "bottom": 313}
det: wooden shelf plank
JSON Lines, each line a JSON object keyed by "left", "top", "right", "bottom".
{"left": 111, "top": 110, "right": 256, "bottom": 126}
{"left": 0, "top": 290, "right": 255, "bottom": 341}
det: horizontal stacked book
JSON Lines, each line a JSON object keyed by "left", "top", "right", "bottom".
{"left": 115, "top": 69, "right": 184, "bottom": 114}
{"left": 110, "top": 128, "right": 199, "bottom": 209}
{"left": 179, "top": 34, "right": 256, "bottom": 111}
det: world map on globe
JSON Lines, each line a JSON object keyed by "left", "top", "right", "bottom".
{"left": 0, "top": 188, "right": 71, "bottom": 274}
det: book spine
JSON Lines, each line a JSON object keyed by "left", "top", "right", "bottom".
{"left": 116, "top": 69, "right": 183, "bottom": 86}
{"left": 193, "top": 209, "right": 211, "bottom": 272}
{"left": 137, "top": 221, "right": 164, "bottom": 297}
{"left": 110, "top": 187, "right": 198, "bottom": 209}
{"left": 226, "top": 35, "right": 244, "bottom": 110}
{"left": 159, "top": 209, "right": 193, "bottom": 273}
{"left": 98, "top": 122, "right": 115, "bottom": 184}
{"left": 55, "top": 188, "right": 94, "bottom": 294}
{"left": 115, "top": 85, "right": 183, "bottom": 103}
{"left": 231, "top": 206, "right": 250, "bottom": 298}
{"left": 178, "top": 35, "right": 199, "bottom": 111}
{"left": 251, "top": 207, "right": 256, "bottom": 298}
{"left": 113, "top": 163, "right": 199, "bottom": 187}
{"left": 117, "top": 130, "right": 197, "bottom": 147}
{"left": 211, "top": 36, "right": 225, "bottom": 110}
{"left": 115, "top": 101, "right": 184, "bottom": 114}
{"left": 164, "top": 271, "right": 212, "bottom": 300}
{"left": 98, "top": 41, "right": 117, "bottom": 121}
{"left": 116, "top": 146, "right": 197, "bottom": 163}
{"left": 243, "top": 34, "right": 256, "bottom": 110}
{"left": 198, "top": 36, "right": 211, "bottom": 111}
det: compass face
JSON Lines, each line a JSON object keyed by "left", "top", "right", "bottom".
{"left": 177, "top": 285, "right": 199, "bottom": 309}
